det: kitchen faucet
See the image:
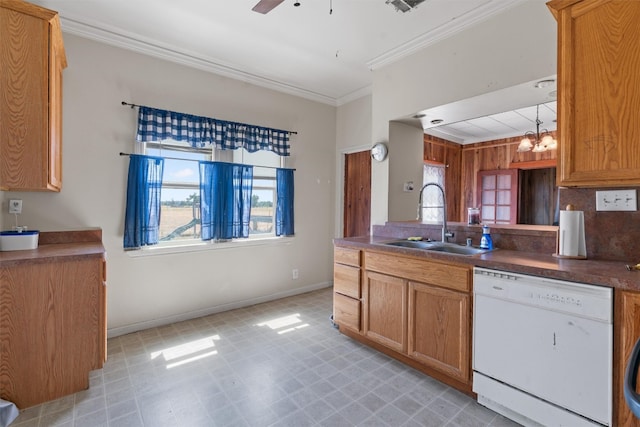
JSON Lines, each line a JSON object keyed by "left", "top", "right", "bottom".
{"left": 417, "top": 182, "right": 453, "bottom": 242}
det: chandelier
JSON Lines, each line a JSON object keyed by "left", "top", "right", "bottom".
{"left": 516, "top": 104, "right": 557, "bottom": 153}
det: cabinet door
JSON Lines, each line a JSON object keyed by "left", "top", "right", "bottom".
{"left": 0, "top": 6, "right": 49, "bottom": 191}
{"left": 615, "top": 290, "right": 640, "bottom": 427}
{"left": 0, "top": 257, "right": 103, "bottom": 408}
{"left": 0, "top": 3, "right": 64, "bottom": 192}
{"left": 362, "top": 271, "right": 407, "bottom": 353}
{"left": 408, "top": 281, "right": 470, "bottom": 383}
{"left": 551, "top": 0, "right": 640, "bottom": 187}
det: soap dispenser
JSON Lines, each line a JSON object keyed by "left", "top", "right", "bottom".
{"left": 480, "top": 225, "right": 493, "bottom": 250}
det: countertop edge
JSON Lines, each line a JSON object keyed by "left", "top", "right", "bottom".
{"left": 334, "top": 237, "right": 640, "bottom": 291}
{"left": 0, "top": 228, "right": 105, "bottom": 265}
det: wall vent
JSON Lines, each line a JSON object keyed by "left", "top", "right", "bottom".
{"left": 386, "top": 0, "right": 426, "bottom": 13}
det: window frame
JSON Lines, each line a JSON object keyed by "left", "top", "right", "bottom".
{"left": 141, "top": 141, "right": 285, "bottom": 249}
{"left": 476, "top": 169, "right": 518, "bottom": 225}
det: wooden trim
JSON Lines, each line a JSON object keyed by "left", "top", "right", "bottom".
{"left": 546, "top": 0, "right": 585, "bottom": 17}
{"left": 509, "top": 159, "right": 557, "bottom": 170}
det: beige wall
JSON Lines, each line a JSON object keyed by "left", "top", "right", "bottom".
{"left": 370, "top": 0, "right": 558, "bottom": 224}
{"left": 388, "top": 122, "right": 425, "bottom": 221}
{"left": 335, "top": 95, "right": 372, "bottom": 236}
{"left": 1, "top": 34, "right": 337, "bottom": 335}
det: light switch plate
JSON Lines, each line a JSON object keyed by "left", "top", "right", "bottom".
{"left": 596, "top": 189, "right": 637, "bottom": 211}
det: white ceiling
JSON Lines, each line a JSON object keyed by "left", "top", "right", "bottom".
{"left": 30, "top": 0, "right": 527, "bottom": 106}
{"left": 414, "top": 76, "right": 558, "bottom": 144}
{"left": 425, "top": 101, "right": 557, "bottom": 144}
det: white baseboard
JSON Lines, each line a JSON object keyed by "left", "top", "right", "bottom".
{"left": 107, "top": 281, "right": 333, "bottom": 338}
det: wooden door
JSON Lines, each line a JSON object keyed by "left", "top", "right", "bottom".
{"left": 343, "top": 151, "right": 371, "bottom": 237}
{"left": 362, "top": 271, "right": 407, "bottom": 353}
{"left": 518, "top": 167, "right": 557, "bottom": 225}
{"left": 407, "top": 281, "right": 470, "bottom": 383}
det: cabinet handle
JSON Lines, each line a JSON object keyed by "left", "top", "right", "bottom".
{"left": 102, "top": 258, "right": 107, "bottom": 282}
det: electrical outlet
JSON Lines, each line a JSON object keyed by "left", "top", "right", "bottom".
{"left": 292, "top": 269, "right": 299, "bottom": 280}
{"left": 8, "top": 199, "right": 22, "bottom": 214}
{"left": 596, "top": 189, "right": 637, "bottom": 211}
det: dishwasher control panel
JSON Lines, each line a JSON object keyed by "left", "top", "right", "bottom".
{"left": 473, "top": 267, "right": 612, "bottom": 322}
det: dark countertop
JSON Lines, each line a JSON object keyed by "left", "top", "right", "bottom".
{"left": 0, "top": 229, "right": 105, "bottom": 266}
{"left": 335, "top": 236, "right": 640, "bottom": 291}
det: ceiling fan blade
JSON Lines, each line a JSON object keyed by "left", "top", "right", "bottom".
{"left": 252, "top": 0, "right": 285, "bottom": 14}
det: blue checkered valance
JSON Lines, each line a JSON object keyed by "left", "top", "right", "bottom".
{"left": 136, "top": 106, "right": 291, "bottom": 156}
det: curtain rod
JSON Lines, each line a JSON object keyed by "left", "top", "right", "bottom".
{"left": 121, "top": 101, "right": 298, "bottom": 135}
{"left": 119, "top": 152, "right": 295, "bottom": 171}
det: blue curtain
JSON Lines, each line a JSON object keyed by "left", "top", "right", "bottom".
{"left": 200, "top": 162, "right": 253, "bottom": 240}
{"left": 124, "top": 155, "right": 164, "bottom": 249}
{"left": 276, "top": 168, "right": 295, "bottom": 236}
{"left": 136, "top": 106, "right": 291, "bottom": 156}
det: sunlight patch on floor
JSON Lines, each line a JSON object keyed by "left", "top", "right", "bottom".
{"left": 150, "top": 334, "right": 221, "bottom": 368}
{"left": 256, "top": 313, "right": 310, "bottom": 334}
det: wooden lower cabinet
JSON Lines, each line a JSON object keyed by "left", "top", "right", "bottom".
{"left": 362, "top": 271, "right": 407, "bottom": 353}
{"left": 615, "top": 290, "right": 640, "bottom": 426}
{"left": 408, "top": 281, "right": 470, "bottom": 383}
{"left": 0, "top": 255, "right": 106, "bottom": 408}
{"left": 333, "top": 245, "right": 473, "bottom": 394}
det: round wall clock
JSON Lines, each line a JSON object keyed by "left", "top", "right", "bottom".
{"left": 371, "top": 143, "right": 388, "bottom": 161}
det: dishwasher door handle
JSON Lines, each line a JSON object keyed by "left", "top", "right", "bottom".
{"left": 624, "top": 337, "right": 640, "bottom": 419}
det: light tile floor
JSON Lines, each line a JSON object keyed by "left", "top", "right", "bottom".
{"left": 10, "top": 287, "right": 520, "bottom": 427}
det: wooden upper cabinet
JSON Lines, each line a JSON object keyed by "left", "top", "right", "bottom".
{"left": 548, "top": 0, "right": 640, "bottom": 187}
{"left": 0, "top": 0, "right": 67, "bottom": 191}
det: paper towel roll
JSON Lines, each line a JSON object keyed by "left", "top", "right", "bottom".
{"left": 558, "top": 210, "right": 586, "bottom": 257}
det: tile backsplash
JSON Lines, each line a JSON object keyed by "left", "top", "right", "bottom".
{"left": 560, "top": 186, "right": 640, "bottom": 262}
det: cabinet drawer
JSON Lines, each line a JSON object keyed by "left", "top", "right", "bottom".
{"left": 364, "top": 251, "right": 470, "bottom": 292}
{"left": 334, "top": 246, "right": 361, "bottom": 267}
{"left": 334, "top": 263, "right": 360, "bottom": 299}
{"left": 334, "top": 293, "right": 360, "bottom": 332}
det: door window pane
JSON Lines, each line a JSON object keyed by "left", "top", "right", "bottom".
{"left": 477, "top": 169, "right": 518, "bottom": 225}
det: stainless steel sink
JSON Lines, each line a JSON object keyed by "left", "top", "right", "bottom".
{"left": 383, "top": 240, "right": 436, "bottom": 250}
{"left": 382, "top": 240, "right": 493, "bottom": 256}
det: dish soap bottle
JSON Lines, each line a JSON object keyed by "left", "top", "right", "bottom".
{"left": 480, "top": 225, "right": 493, "bottom": 250}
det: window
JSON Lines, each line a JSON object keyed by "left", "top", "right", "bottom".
{"left": 421, "top": 164, "right": 445, "bottom": 222}
{"left": 477, "top": 169, "right": 518, "bottom": 225}
{"left": 145, "top": 141, "right": 283, "bottom": 245}
{"left": 226, "top": 148, "right": 283, "bottom": 237}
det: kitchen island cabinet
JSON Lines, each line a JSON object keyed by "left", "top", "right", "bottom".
{"left": 0, "top": 230, "right": 106, "bottom": 408}
{"left": 548, "top": 0, "right": 640, "bottom": 187}
{"left": 0, "top": 0, "right": 66, "bottom": 191}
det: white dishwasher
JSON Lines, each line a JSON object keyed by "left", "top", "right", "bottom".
{"left": 473, "top": 267, "right": 613, "bottom": 427}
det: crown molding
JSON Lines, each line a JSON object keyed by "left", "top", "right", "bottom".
{"left": 367, "top": 0, "right": 527, "bottom": 70}
{"left": 336, "top": 85, "right": 372, "bottom": 107}
{"left": 59, "top": 17, "right": 339, "bottom": 106}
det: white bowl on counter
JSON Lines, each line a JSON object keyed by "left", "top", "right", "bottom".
{"left": 0, "top": 230, "right": 39, "bottom": 251}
